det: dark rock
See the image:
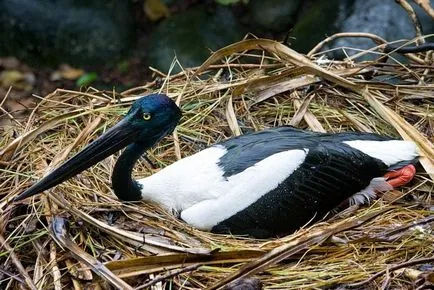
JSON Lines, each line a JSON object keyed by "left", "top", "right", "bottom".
{"left": 249, "top": 0, "right": 303, "bottom": 32}
{"left": 290, "top": 0, "right": 434, "bottom": 59}
{"left": 289, "top": 0, "right": 346, "bottom": 53}
{"left": 0, "top": 0, "right": 135, "bottom": 67}
{"left": 147, "top": 5, "right": 245, "bottom": 73}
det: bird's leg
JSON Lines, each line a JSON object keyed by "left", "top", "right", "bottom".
{"left": 333, "top": 164, "right": 416, "bottom": 214}
{"left": 384, "top": 164, "right": 416, "bottom": 188}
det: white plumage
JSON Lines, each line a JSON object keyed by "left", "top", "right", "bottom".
{"left": 138, "top": 146, "right": 308, "bottom": 230}
{"left": 138, "top": 139, "right": 418, "bottom": 230}
{"left": 344, "top": 140, "right": 418, "bottom": 166}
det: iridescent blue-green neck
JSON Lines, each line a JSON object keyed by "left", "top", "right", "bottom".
{"left": 112, "top": 143, "right": 144, "bottom": 201}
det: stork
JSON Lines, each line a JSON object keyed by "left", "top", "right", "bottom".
{"left": 14, "top": 94, "right": 418, "bottom": 238}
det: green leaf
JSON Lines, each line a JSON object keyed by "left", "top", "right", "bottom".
{"left": 76, "top": 72, "right": 98, "bottom": 87}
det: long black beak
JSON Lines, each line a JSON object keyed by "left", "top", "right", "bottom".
{"left": 14, "top": 118, "right": 137, "bottom": 202}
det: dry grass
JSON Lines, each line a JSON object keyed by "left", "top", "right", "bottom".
{"left": 0, "top": 37, "right": 433, "bottom": 289}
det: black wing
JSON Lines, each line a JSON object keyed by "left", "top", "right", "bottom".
{"left": 217, "top": 126, "right": 393, "bottom": 178}
{"left": 212, "top": 139, "right": 389, "bottom": 237}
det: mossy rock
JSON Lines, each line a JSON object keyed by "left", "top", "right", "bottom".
{"left": 0, "top": 0, "right": 135, "bottom": 67}
{"left": 290, "top": 0, "right": 434, "bottom": 59}
{"left": 249, "top": 0, "right": 302, "bottom": 32}
{"left": 147, "top": 5, "right": 245, "bottom": 73}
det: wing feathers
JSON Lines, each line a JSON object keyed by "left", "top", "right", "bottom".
{"left": 181, "top": 149, "right": 308, "bottom": 230}
{"left": 344, "top": 140, "right": 418, "bottom": 166}
{"left": 140, "top": 127, "right": 418, "bottom": 237}
{"left": 212, "top": 142, "right": 390, "bottom": 235}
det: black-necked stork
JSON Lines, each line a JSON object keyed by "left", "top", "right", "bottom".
{"left": 14, "top": 94, "right": 418, "bottom": 238}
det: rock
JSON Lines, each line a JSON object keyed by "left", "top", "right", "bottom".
{"left": 0, "top": 70, "right": 35, "bottom": 91}
{"left": 147, "top": 5, "right": 245, "bottom": 73}
{"left": 290, "top": 0, "right": 434, "bottom": 58}
{"left": 0, "top": 0, "right": 135, "bottom": 67}
{"left": 249, "top": 0, "right": 303, "bottom": 32}
{"left": 289, "top": 0, "right": 345, "bottom": 53}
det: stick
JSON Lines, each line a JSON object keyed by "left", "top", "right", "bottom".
{"left": 347, "top": 257, "right": 434, "bottom": 288}
{"left": 0, "top": 233, "right": 37, "bottom": 290}
{"left": 411, "top": 0, "right": 434, "bottom": 19}
{"left": 307, "top": 32, "right": 426, "bottom": 64}
{"left": 136, "top": 264, "right": 201, "bottom": 289}
{"left": 307, "top": 32, "right": 387, "bottom": 57}
{"left": 395, "top": 0, "right": 424, "bottom": 44}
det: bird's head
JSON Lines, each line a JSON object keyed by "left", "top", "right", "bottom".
{"left": 13, "top": 93, "right": 181, "bottom": 202}
{"left": 125, "top": 94, "right": 182, "bottom": 146}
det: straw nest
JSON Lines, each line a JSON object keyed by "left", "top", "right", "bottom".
{"left": 1, "top": 36, "right": 433, "bottom": 290}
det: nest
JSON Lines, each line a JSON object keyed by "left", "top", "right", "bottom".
{"left": 0, "top": 37, "right": 433, "bottom": 289}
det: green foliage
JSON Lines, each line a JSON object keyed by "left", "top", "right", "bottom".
{"left": 76, "top": 72, "right": 98, "bottom": 87}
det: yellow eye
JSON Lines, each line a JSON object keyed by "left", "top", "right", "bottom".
{"left": 143, "top": 113, "right": 152, "bottom": 120}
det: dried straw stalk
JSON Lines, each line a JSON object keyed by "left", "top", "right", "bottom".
{"left": 0, "top": 36, "right": 433, "bottom": 289}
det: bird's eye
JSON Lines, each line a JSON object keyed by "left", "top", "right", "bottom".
{"left": 143, "top": 113, "right": 152, "bottom": 120}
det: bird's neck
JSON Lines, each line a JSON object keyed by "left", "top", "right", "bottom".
{"left": 112, "top": 143, "right": 145, "bottom": 201}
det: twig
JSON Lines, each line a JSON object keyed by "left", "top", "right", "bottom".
{"left": 51, "top": 216, "right": 134, "bottom": 290}
{"left": 351, "top": 215, "right": 434, "bottom": 243}
{"left": 0, "top": 86, "right": 24, "bottom": 128}
{"left": 395, "top": 0, "right": 425, "bottom": 44}
{"left": 412, "top": 0, "right": 434, "bottom": 18}
{"left": 207, "top": 63, "right": 283, "bottom": 69}
{"left": 307, "top": 32, "right": 426, "bottom": 64}
{"left": 378, "top": 215, "right": 434, "bottom": 240}
{"left": 420, "top": 49, "right": 433, "bottom": 83}
{"left": 208, "top": 208, "right": 393, "bottom": 290}
{"left": 289, "top": 93, "right": 315, "bottom": 127}
{"left": 136, "top": 264, "right": 201, "bottom": 290}
{"left": 307, "top": 32, "right": 387, "bottom": 57}
{"left": 380, "top": 267, "right": 391, "bottom": 290}
{"left": 49, "top": 241, "right": 62, "bottom": 290}
{"left": 293, "top": 98, "right": 326, "bottom": 133}
{"left": 0, "top": 233, "right": 37, "bottom": 290}
{"left": 39, "top": 159, "right": 62, "bottom": 290}
{"left": 55, "top": 89, "right": 112, "bottom": 102}
{"left": 347, "top": 257, "right": 434, "bottom": 288}
{"left": 0, "top": 160, "right": 10, "bottom": 166}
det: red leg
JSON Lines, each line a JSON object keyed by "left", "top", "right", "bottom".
{"left": 384, "top": 164, "right": 416, "bottom": 188}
